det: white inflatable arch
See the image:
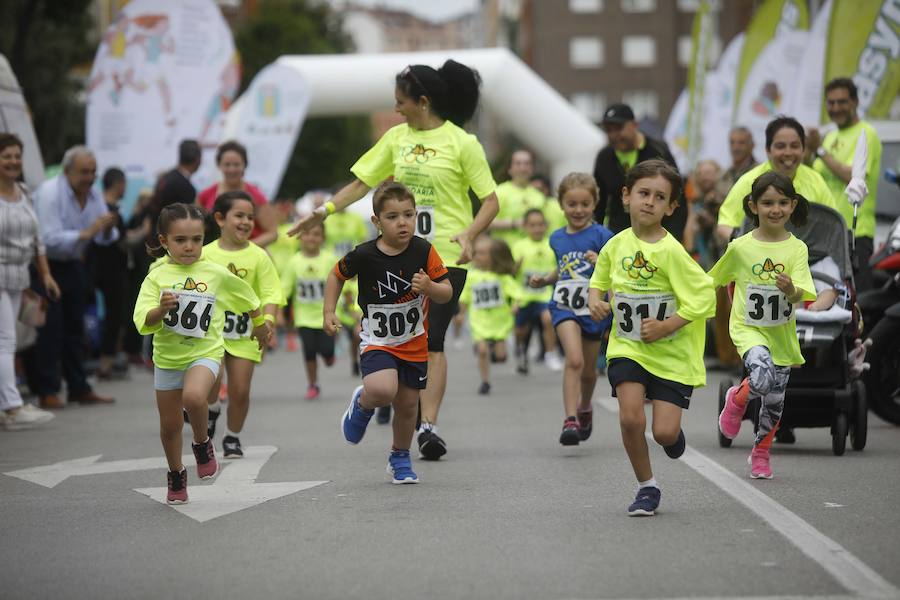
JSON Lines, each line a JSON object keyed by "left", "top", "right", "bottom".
{"left": 277, "top": 48, "right": 606, "bottom": 187}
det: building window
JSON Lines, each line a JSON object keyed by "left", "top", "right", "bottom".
{"left": 570, "top": 0, "right": 603, "bottom": 13}
{"left": 678, "top": 35, "right": 692, "bottom": 67}
{"left": 621, "top": 0, "right": 656, "bottom": 12}
{"left": 570, "top": 37, "right": 604, "bottom": 68}
{"left": 622, "top": 90, "right": 659, "bottom": 118}
{"left": 570, "top": 92, "right": 607, "bottom": 123}
{"left": 622, "top": 36, "right": 656, "bottom": 67}
{"left": 677, "top": 0, "right": 721, "bottom": 11}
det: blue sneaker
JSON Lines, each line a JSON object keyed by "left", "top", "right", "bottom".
{"left": 387, "top": 450, "right": 419, "bottom": 484}
{"left": 341, "top": 385, "right": 373, "bottom": 444}
{"left": 627, "top": 486, "right": 661, "bottom": 516}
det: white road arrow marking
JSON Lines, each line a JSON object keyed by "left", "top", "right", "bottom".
{"left": 4, "top": 453, "right": 192, "bottom": 488}
{"left": 134, "top": 445, "right": 327, "bottom": 522}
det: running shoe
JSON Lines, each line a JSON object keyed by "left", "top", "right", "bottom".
{"left": 577, "top": 408, "right": 593, "bottom": 441}
{"left": 545, "top": 353, "right": 564, "bottom": 372}
{"left": 2, "top": 405, "right": 54, "bottom": 430}
{"left": 664, "top": 429, "right": 686, "bottom": 459}
{"left": 375, "top": 405, "right": 391, "bottom": 425}
{"left": 748, "top": 447, "right": 773, "bottom": 479}
{"left": 559, "top": 417, "right": 581, "bottom": 446}
{"left": 718, "top": 381, "right": 747, "bottom": 440}
{"left": 417, "top": 426, "right": 447, "bottom": 461}
{"left": 478, "top": 382, "right": 491, "bottom": 395}
{"left": 191, "top": 437, "right": 219, "bottom": 480}
{"left": 166, "top": 468, "right": 188, "bottom": 504}
{"left": 304, "top": 384, "right": 320, "bottom": 401}
{"left": 341, "top": 385, "right": 373, "bottom": 444}
{"left": 516, "top": 350, "right": 528, "bottom": 375}
{"left": 627, "top": 486, "right": 661, "bottom": 516}
{"left": 222, "top": 435, "right": 243, "bottom": 459}
{"left": 775, "top": 428, "right": 796, "bottom": 444}
{"left": 387, "top": 450, "right": 419, "bottom": 484}
{"left": 207, "top": 408, "right": 221, "bottom": 439}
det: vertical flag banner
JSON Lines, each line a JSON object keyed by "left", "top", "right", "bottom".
{"left": 700, "top": 32, "right": 747, "bottom": 166}
{"left": 783, "top": 0, "right": 833, "bottom": 127}
{"left": 86, "top": 0, "right": 236, "bottom": 215}
{"left": 686, "top": 0, "right": 714, "bottom": 171}
{"left": 824, "top": 0, "right": 900, "bottom": 119}
{"left": 0, "top": 53, "right": 44, "bottom": 189}
{"left": 664, "top": 89, "right": 689, "bottom": 171}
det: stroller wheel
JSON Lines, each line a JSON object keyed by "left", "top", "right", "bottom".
{"left": 832, "top": 412, "right": 848, "bottom": 456}
{"left": 850, "top": 380, "right": 867, "bottom": 451}
{"left": 717, "top": 380, "right": 733, "bottom": 448}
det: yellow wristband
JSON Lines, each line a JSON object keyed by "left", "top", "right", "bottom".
{"left": 325, "top": 201, "right": 337, "bottom": 216}
{"left": 263, "top": 313, "right": 276, "bottom": 324}
{"left": 251, "top": 313, "right": 266, "bottom": 327}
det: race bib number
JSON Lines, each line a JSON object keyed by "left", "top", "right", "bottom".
{"left": 745, "top": 284, "right": 793, "bottom": 327}
{"left": 366, "top": 297, "right": 425, "bottom": 346}
{"left": 223, "top": 311, "right": 252, "bottom": 339}
{"left": 553, "top": 279, "right": 589, "bottom": 316}
{"left": 614, "top": 292, "right": 677, "bottom": 341}
{"left": 415, "top": 205, "right": 435, "bottom": 241}
{"left": 471, "top": 282, "right": 503, "bottom": 309}
{"left": 162, "top": 290, "right": 215, "bottom": 338}
{"left": 296, "top": 279, "right": 325, "bottom": 302}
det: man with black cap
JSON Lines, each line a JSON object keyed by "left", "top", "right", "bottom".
{"left": 592, "top": 103, "right": 686, "bottom": 240}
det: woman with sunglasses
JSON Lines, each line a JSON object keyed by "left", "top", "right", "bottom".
{"left": 290, "top": 59, "right": 499, "bottom": 461}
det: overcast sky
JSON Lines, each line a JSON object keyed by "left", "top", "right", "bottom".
{"left": 339, "top": 0, "right": 480, "bottom": 22}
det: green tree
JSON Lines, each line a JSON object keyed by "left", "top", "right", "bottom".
{"left": 235, "top": 0, "right": 371, "bottom": 198}
{"left": 0, "top": 0, "right": 94, "bottom": 165}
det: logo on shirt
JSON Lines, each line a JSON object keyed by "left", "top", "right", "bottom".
{"left": 752, "top": 258, "right": 785, "bottom": 282}
{"left": 622, "top": 251, "right": 657, "bottom": 280}
{"left": 173, "top": 277, "right": 208, "bottom": 292}
{"left": 376, "top": 271, "right": 411, "bottom": 299}
{"left": 227, "top": 263, "right": 248, "bottom": 279}
{"left": 559, "top": 252, "right": 593, "bottom": 279}
{"left": 401, "top": 143, "right": 437, "bottom": 164}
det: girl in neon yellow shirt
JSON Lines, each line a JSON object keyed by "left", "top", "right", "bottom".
{"left": 202, "top": 191, "right": 284, "bottom": 459}
{"left": 133, "top": 204, "right": 267, "bottom": 504}
{"left": 710, "top": 171, "right": 816, "bottom": 480}
{"left": 589, "top": 160, "right": 716, "bottom": 516}
{"left": 459, "top": 236, "right": 518, "bottom": 395}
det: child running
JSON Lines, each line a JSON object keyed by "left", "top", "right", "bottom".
{"left": 268, "top": 197, "right": 301, "bottom": 352}
{"left": 133, "top": 204, "right": 268, "bottom": 504}
{"left": 511, "top": 208, "right": 562, "bottom": 374}
{"left": 710, "top": 170, "right": 815, "bottom": 479}
{"left": 529, "top": 173, "right": 613, "bottom": 446}
{"left": 201, "top": 191, "right": 284, "bottom": 458}
{"left": 459, "top": 236, "right": 518, "bottom": 395}
{"left": 326, "top": 182, "right": 452, "bottom": 483}
{"left": 588, "top": 159, "right": 715, "bottom": 517}
{"left": 281, "top": 222, "right": 338, "bottom": 400}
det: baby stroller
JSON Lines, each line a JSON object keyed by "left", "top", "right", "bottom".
{"left": 717, "top": 203, "right": 867, "bottom": 456}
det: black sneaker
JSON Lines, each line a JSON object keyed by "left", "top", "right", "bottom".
{"left": 418, "top": 427, "right": 447, "bottom": 461}
{"left": 375, "top": 405, "right": 391, "bottom": 425}
{"left": 559, "top": 417, "right": 581, "bottom": 446}
{"left": 664, "top": 429, "right": 686, "bottom": 459}
{"left": 775, "top": 428, "right": 796, "bottom": 444}
{"left": 577, "top": 409, "right": 593, "bottom": 441}
{"left": 207, "top": 409, "right": 221, "bottom": 439}
{"left": 222, "top": 435, "right": 243, "bottom": 459}
{"left": 478, "top": 382, "right": 491, "bottom": 395}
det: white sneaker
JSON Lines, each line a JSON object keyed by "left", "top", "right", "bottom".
{"left": 2, "top": 406, "right": 54, "bottom": 430}
{"left": 545, "top": 353, "right": 564, "bottom": 372}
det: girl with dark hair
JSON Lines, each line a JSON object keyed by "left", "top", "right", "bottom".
{"left": 290, "top": 59, "right": 500, "bottom": 461}
{"left": 717, "top": 116, "right": 835, "bottom": 243}
{"left": 711, "top": 171, "right": 816, "bottom": 480}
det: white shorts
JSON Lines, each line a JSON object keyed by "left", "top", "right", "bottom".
{"left": 154, "top": 358, "right": 220, "bottom": 391}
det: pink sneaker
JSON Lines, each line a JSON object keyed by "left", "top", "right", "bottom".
{"left": 304, "top": 384, "right": 321, "bottom": 401}
{"left": 192, "top": 438, "right": 219, "bottom": 480}
{"left": 748, "top": 447, "right": 773, "bottom": 479}
{"left": 166, "top": 468, "right": 188, "bottom": 504}
{"left": 718, "top": 385, "right": 746, "bottom": 440}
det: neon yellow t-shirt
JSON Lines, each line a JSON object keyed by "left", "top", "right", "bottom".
{"left": 813, "top": 120, "right": 882, "bottom": 239}
{"left": 542, "top": 197, "right": 568, "bottom": 232}
{"left": 460, "top": 268, "right": 517, "bottom": 341}
{"left": 281, "top": 250, "right": 337, "bottom": 330}
{"left": 493, "top": 181, "right": 547, "bottom": 247}
{"left": 511, "top": 236, "right": 555, "bottom": 304}
{"left": 351, "top": 121, "right": 496, "bottom": 267}
{"left": 202, "top": 241, "right": 285, "bottom": 362}
{"left": 268, "top": 222, "right": 300, "bottom": 277}
{"left": 336, "top": 276, "right": 362, "bottom": 327}
{"left": 325, "top": 211, "right": 369, "bottom": 257}
{"left": 709, "top": 232, "right": 816, "bottom": 367}
{"left": 133, "top": 259, "right": 261, "bottom": 370}
{"left": 590, "top": 229, "right": 716, "bottom": 386}
{"left": 615, "top": 149, "right": 639, "bottom": 171}
{"left": 718, "top": 162, "right": 837, "bottom": 229}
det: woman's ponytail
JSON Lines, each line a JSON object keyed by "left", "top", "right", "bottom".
{"left": 435, "top": 59, "right": 481, "bottom": 127}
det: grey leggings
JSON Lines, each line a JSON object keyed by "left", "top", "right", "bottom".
{"left": 744, "top": 345, "right": 791, "bottom": 448}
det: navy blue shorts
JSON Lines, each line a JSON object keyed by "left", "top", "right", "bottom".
{"left": 515, "top": 301, "right": 548, "bottom": 327}
{"left": 607, "top": 357, "right": 693, "bottom": 409}
{"left": 360, "top": 349, "right": 428, "bottom": 390}
{"left": 549, "top": 306, "right": 609, "bottom": 341}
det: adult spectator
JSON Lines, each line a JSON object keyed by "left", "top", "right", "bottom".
{"left": 808, "top": 77, "right": 882, "bottom": 291}
{"left": 0, "top": 133, "right": 58, "bottom": 428}
{"left": 31, "top": 146, "right": 117, "bottom": 408}
{"left": 91, "top": 167, "right": 129, "bottom": 379}
{"left": 593, "top": 103, "right": 686, "bottom": 240}
{"left": 716, "top": 126, "right": 758, "bottom": 198}
{"left": 153, "top": 139, "right": 201, "bottom": 213}
{"left": 490, "top": 149, "right": 546, "bottom": 246}
{"left": 684, "top": 159, "right": 722, "bottom": 269}
{"left": 197, "top": 140, "right": 278, "bottom": 247}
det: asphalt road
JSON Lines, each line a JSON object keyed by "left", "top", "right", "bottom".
{"left": 2, "top": 336, "right": 899, "bottom": 600}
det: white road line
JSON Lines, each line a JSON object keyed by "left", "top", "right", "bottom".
{"left": 595, "top": 396, "right": 899, "bottom": 600}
